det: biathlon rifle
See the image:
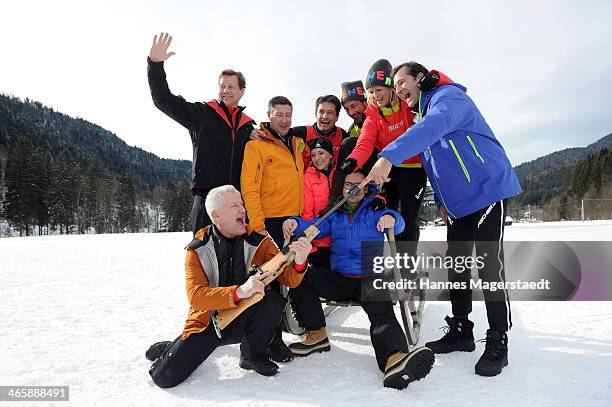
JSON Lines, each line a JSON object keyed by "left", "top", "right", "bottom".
{"left": 209, "top": 184, "right": 365, "bottom": 338}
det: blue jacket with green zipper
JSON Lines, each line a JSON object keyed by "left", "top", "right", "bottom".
{"left": 380, "top": 72, "right": 522, "bottom": 219}
{"left": 291, "top": 197, "right": 405, "bottom": 277}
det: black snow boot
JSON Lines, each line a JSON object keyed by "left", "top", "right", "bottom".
{"left": 145, "top": 341, "right": 172, "bottom": 361}
{"left": 425, "top": 316, "right": 475, "bottom": 354}
{"left": 268, "top": 329, "right": 295, "bottom": 362}
{"left": 239, "top": 356, "right": 279, "bottom": 376}
{"left": 475, "top": 329, "right": 508, "bottom": 376}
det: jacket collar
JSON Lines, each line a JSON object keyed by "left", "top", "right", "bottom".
{"left": 260, "top": 122, "right": 296, "bottom": 149}
{"left": 206, "top": 99, "right": 254, "bottom": 131}
{"left": 311, "top": 123, "right": 339, "bottom": 138}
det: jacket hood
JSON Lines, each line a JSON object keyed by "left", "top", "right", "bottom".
{"left": 428, "top": 70, "right": 466, "bottom": 93}
{"left": 419, "top": 70, "right": 467, "bottom": 112}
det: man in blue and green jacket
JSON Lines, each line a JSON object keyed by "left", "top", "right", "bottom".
{"left": 364, "top": 61, "right": 522, "bottom": 377}
{"left": 281, "top": 171, "right": 435, "bottom": 390}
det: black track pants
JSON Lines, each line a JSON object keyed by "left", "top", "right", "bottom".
{"left": 290, "top": 266, "right": 409, "bottom": 371}
{"left": 149, "top": 289, "right": 285, "bottom": 388}
{"left": 446, "top": 199, "right": 512, "bottom": 332}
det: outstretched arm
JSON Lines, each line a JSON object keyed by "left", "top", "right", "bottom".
{"left": 380, "top": 90, "right": 471, "bottom": 165}
{"left": 147, "top": 32, "right": 200, "bottom": 129}
{"left": 346, "top": 110, "right": 379, "bottom": 169}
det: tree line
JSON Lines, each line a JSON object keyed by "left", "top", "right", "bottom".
{"left": 513, "top": 133, "right": 612, "bottom": 207}
{"left": 1, "top": 137, "right": 193, "bottom": 236}
{"left": 556, "top": 148, "right": 612, "bottom": 220}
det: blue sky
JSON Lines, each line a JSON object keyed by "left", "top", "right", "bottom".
{"left": 1, "top": 0, "right": 610, "bottom": 165}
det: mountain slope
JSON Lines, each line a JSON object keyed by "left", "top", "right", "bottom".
{"left": 513, "top": 134, "right": 612, "bottom": 205}
{"left": 0, "top": 94, "right": 190, "bottom": 191}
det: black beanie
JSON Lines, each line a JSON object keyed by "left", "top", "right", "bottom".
{"left": 341, "top": 80, "right": 366, "bottom": 105}
{"left": 308, "top": 137, "right": 334, "bottom": 157}
{"left": 365, "top": 59, "right": 393, "bottom": 89}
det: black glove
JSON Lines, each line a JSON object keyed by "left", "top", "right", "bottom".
{"left": 368, "top": 195, "right": 387, "bottom": 211}
{"left": 339, "top": 158, "right": 357, "bottom": 175}
{"left": 418, "top": 71, "right": 440, "bottom": 92}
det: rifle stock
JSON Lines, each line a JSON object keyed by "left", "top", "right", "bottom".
{"left": 216, "top": 225, "right": 319, "bottom": 330}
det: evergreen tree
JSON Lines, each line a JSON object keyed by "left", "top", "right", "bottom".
{"left": 4, "top": 137, "right": 37, "bottom": 236}
{"left": 49, "top": 150, "right": 80, "bottom": 234}
{"left": 558, "top": 194, "right": 568, "bottom": 220}
{"left": 179, "top": 177, "right": 193, "bottom": 231}
{"left": 31, "top": 148, "right": 52, "bottom": 235}
{"left": 116, "top": 175, "right": 136, "bottom": 232}
{"left": 81, "top": 159, "right": 115, "bottom": 233}
{"left": 161, "top": 181, "right": 180, "bottom": 232}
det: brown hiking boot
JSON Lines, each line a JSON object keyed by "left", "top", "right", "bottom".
{"left": 383, "top": 347, "right": 435, "bottom": 390}
{"left": 288, "top": 327, "right": 331, "bottom": 356}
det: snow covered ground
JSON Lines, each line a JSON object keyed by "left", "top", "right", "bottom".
{"left": 1, "top": 221, "right": 612, "bottom": 406}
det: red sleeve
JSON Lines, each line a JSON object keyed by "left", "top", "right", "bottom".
{"left": 347, "top": 105, "right": 380, "bottom": 168}
{"left": 294, "top": 260, "right": 308, "bottom": 273}
{"left": 302, "top": 172, "right": 316, "bottom": 220}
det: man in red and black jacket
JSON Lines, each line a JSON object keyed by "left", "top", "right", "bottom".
{"left": 147, "top": 32, "right": 256, "bottom": 234}
{"left": 252, "top": 95, "right": 349, "bottom": 169}
{"left": 291, "top": 95, "right": 349, "bottom": 168}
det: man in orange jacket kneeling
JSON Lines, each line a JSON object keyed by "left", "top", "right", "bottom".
{"left": 146, "top": 185, "right": 311, "bottom": 388}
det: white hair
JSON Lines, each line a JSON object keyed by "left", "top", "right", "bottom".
{"left": 205, "top": 185, "right": 241, "bottom": 222}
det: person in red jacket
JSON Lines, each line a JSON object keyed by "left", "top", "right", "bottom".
{"left": 302, "top": 137, "right": 335, "bottom": 268}
{"left": 340, "top": 59, "right": 427, "bottom": 243}
{"left": 291, "top": 95, "right": 348, "bottom": 168}
{"left": 327, "top": 80, "right": 383, "bottom": 211}
{"left": 251, "top": 95, "right": 349, "bottom": 169}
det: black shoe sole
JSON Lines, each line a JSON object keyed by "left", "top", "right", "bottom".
{"left": 383, "top": 348, "right": 435, "bottom": 390}
{"left": 270, "top": 353, "right": 295, "bottom": 363}
{"left": 289, "top": 341, "right": 331, "bottom": 357}
{"left": 475, "top": 357, "right": 508, "bottom": 377}
{"left": 239, "top": 359, "right": 279, "bottom": 376}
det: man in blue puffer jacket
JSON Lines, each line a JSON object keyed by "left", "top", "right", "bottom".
{"left": 364, "top": 62, "right": 522, "bottom": 377}
{"left": 281, "top": 171, "right": 435, "bottom": 390}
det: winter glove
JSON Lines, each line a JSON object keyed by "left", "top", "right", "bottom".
{"left": 418, "top": 71, "right": 440, "bottom": 92}
{"left": 368, "top": 194, "right": 387, "bottom": 211}
{"left": 339, "top": 158, "right": 357, "bottom": 175}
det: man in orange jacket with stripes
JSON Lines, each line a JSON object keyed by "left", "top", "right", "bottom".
{"left": 146, "top": 185, "right": 311, "bottom": 387}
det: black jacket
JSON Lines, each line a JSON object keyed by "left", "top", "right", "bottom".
{"left": 148, "top": 59, "right": 255, "bottom": 192}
